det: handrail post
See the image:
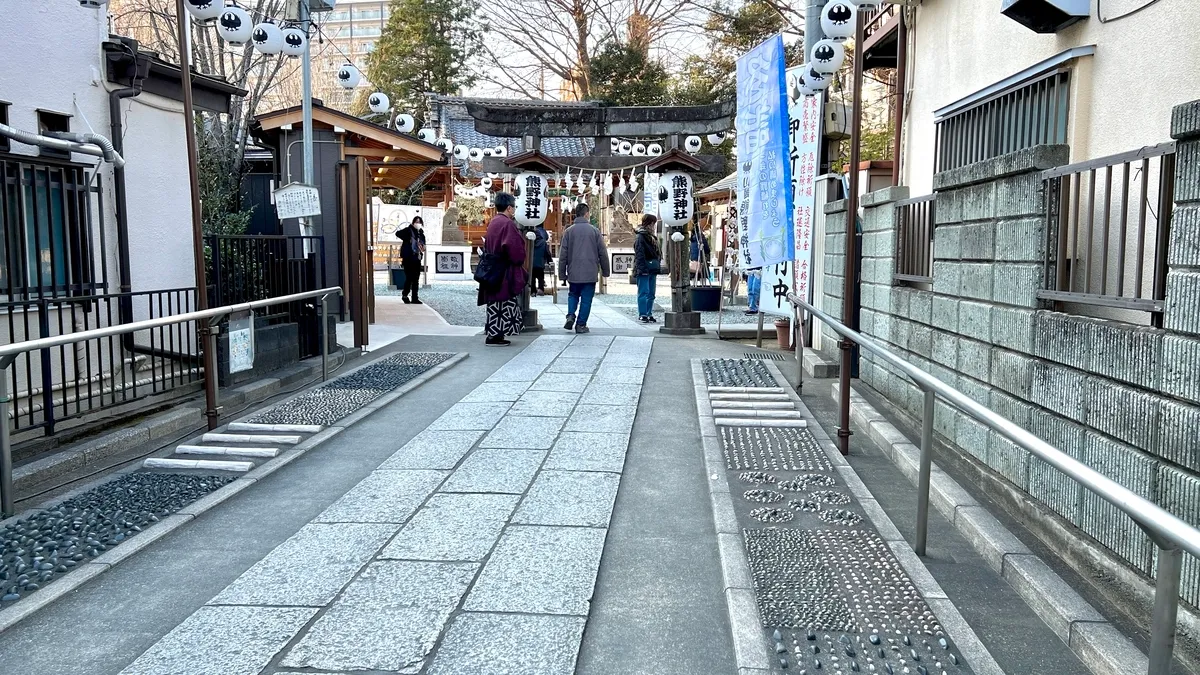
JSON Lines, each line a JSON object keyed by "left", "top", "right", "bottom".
{"left": 1148, "top": 544, "right": 1182, "bottom": 675}
{"left": 0, "top": 356, "right": 15, "bottom": 518}
{"left": 916, "top": 387, "right": 935, "bottom": 556}
{"left": 202, "top": 314, "right": 225, "bottom": 430}
{"left": 794, "top": 307, "right": 803, "bottom": 393}
{"left": 756, "top": 311, "right": 765, "bottom": 349}
{"left": 320, "top": 293, "right": 330, "bottom": 382}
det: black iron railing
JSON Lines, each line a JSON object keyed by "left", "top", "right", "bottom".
{"left": 1040, "top": 142, "right": 1175, "bottom": 324}
{"left": 0, "top": 287, "right": 200, "bottom": 434}
{"left": 893, "top": 194, "right": 935, "bottom": 285}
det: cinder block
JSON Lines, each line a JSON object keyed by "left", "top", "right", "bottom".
{"left": 988, "top": 431, "right": 1030, "bottom": 489}
{"left": 991, "top": 390, "right": 1034, "bottom": 427}
{"left": 956, "top": 375, "right": 992, "bottom": 408}
{"left": 931, "top": 295, "right": 959, "bottom": 332}
{"left": 960, "top": 221, "right": 997, "bottom": 260}
{"left": 995, "top": 217, "right": 1046, "bottom": 262}
{"left": 874, "top": 312, "right": 894, "bottom": 346}
{"left": 1167, "top": 205, "right": 1200, "bottom": 267}
{"left": 1090, "top": 320, "right": 1162, "bottom": 392}
{"left": 1158, "top": 400, "right": 1200, "bottom": 472}
{"left": 1030, "top": 362, "right": 1088, "bottom": 422}
{"left": 1158, "top": 465, "right": 1200, "bottom": 606}
{"left": 1033, "top": 311, "right": 1093, "bottom": 372}
{"left": 1028, "top": 423, "right": 1084, "bottom": 523}
{"left": 934, "top": 189, "right": 962, "bottom": 225}
{"left": 1176, "top": 141, "right": 1200, "bottom": 203}
{"left": 1080, "top": 432, "right": 1157, "bottom": 573}
{"left": 992, "top": 262, "right": 1043, "bottom": 307}
{"left": 934, "top": 400, "right": 957, "bottom": 440}
{"left": 958, "top": 301, "right": 992, "bottom": 342}
{"left": 934, "top": 224, "right": 962, "bottom": 260}
{"left": 891, "top": 317, "right": 911, "bottom": 350}
{"left": 890, "top": 287, "right": 911, "bottom": 317}
{"left": 1029, "top": 406, "right": 1087, "bottom": 455}
{"left": 927, "top": 362, "right": 958, "bottom": 390}
{"left": 909, "top": 324, "right": 932, "bottom": 358}
{"left": 994, "top": 172, "right": 1046, "bottom": 219}
{"left": 960, "top": 263, "right": 994, "bottom": 301}
{"left": 957, "top": 338, "right": 992, "bottom": 382}
{"left": 992, "top": 306, "right": 1035, "bottom": 353}
{"left": 1085, "top": 377, "right": 1160, "bottom": 451}
{"left": 909, "top": 290, "right": 933, "bottom": 325}
{"left": 990, "top": 349, "right": 1034, "bottom": 398}
{"left": 956, "top": 415, "right": 990, "bottom": 461}
{"left": 932, "top": 330, "right": 958, "bottom": 368}
{"left": 1164, "top": 269, "right": 1200, "bottom": 336}
{"left": 959, "top": 181, "right": 997, "bottom": 222}
{"left": 932, "top": 261, "right": 962, "bottom": 296}
{"left": 1162, "top": 333, "right": 1200, "bottom": 405}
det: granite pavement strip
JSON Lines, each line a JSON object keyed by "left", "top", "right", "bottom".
{"left": 118, "top": 333, "right": 652, "bottom": 675}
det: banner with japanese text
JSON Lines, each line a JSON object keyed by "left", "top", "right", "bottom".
{"left": 759, "top": 68, "right": 824, "bottom": 316}
{"left": 735, "top": 34, "right": 793, "bottom": 271}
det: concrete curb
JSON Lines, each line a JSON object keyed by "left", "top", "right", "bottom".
{"left": 765, "top": 362, "right": 1005, "bottom": 675}
{"left": 831, "top": 382, "right": 1150, "bottom": 675}
{"left": 0, "top": 351, "right": 467, "bottom": 636}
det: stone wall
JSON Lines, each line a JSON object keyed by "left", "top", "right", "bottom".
{"left": 825, "top": 99, "right": 1200, "bottom": 608}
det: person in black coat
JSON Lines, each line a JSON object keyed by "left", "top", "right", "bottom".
{"left": 633, "top": 214, "right": 661, "bottom": 323}
{"left": 530, "top": 224, "right": 551, "bottom": 295}
{"left": 396, "top": 216, "right": 426, "bottom": 304}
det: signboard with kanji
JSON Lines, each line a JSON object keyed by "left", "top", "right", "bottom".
{"left": 514, "top": 172, "right": 549, "bottom": 226}
{"left": 273, "top": 183, "right": 321, "bottom": 220}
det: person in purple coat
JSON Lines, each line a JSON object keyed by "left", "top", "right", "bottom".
{"left": 477, "top": 192, "right": 529, "bottom": 346}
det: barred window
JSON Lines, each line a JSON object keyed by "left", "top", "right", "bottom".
{"left": 934, "top": 70, "right": 1070, "bottom": 173}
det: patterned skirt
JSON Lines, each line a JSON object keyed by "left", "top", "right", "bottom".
{"left": 485, "top": 298, "right": 523, "bottom": 337}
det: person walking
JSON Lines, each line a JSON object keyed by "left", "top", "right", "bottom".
{"left": 396, "top": 215, "right": 426, "bottom": 304}
{"left": 476, "top": 193, "right": 528, "bottom": 346}
{"left": 632, "top": 214, "right": 661, "bottom": 323}
{"left": 557, "top": 202, "right": 609, "bottom": 334}
{"left": 689, "top": 222, "right": 711, "bottom": 281}
{"left": 745, "top": 266, "right": 763, "bottom": 315}
{"left": 531, "top": 222, "right": 551, "bottom": 296}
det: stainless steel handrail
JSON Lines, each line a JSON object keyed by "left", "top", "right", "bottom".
{"left": 788, "top": 291, "right": 1192, "bottom": 675}
{"left": 0, "top": 286, "right": 344, "bottom": 518}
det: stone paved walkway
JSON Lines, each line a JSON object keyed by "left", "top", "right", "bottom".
{"left": 118, "top": 334, "right": 652, "bottom": 675}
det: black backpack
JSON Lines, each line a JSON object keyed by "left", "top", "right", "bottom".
{"left": 474, "top": 249, "right": 507, "bottom": 288}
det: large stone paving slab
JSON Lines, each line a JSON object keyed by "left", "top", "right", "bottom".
{"left": 460, "top": 381, "right": 531, "bottom": 403}
{"left": 561, "top": 344, "right": 610, "bottom": 359}
{"left": 463, "top": 525, "right": 606, "bottom": 615}
{"left": 529, "top": 373, "right": 593, "bottom": 393}
{"left": 281, "top": 561, "right": 476, "bottom": 673}
{"left": 486, "top": 361, "right": 548, "bottom": 382}
{"left": 579, "top": 383, "right": 641, "bottom": 406}
{"left": 314, "top": 470, "right": 446, "bottom": 523}
{"left": 543, "top": 432, "right": 630, "bottom": 473}
{"left": 592, "top": 366, "right": 645, "bottom": 385}
{"left": 210, "top": 523, "right": 397, "bottom": 606}
{"left": 427, "top": 612, "right": 586, "bottom": 675}
{"left": 378, "top": 430, "right": 484, "bottom": 470}
{"left": 509, "top": 389, "right": 580, "bottom": 417}
{"left": 480, "top": 416, "right": 566, "bottom": 449}
{"left": 381, "top": 493, "right": 520, "bottom": 561}
{"left": 428, "top": 402, "right": 512, "bottom": 430}
{"left": 546, "top": 356, "right": 603, "bottom": 373}
{"left": 565, "top": 403, "right": 638, "bottom": 434}
{"left": 513, "top": 470, "right": 621, "bottom": 527}
{"left": 440, "top": 447, "right": 547, "bottom": 493}
{"left": 120, "top": 605, "right": 317, "bottom": 675}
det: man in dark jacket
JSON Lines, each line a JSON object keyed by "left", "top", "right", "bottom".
{"left": 396, "top": 216, "right": 426, "bottom": 304}
{"left": 531, "top": 223, "right": 551, "bottom": 295}
{"left": 477, "top": 193, "right": 528, "bottom": 346}
{"left": 557, "top": 203, "right": 609, "bottom": 334}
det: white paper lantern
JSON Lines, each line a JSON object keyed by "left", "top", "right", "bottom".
{"left": 394, "top": 113, "right": 414, "bottom": 133}
{"left": 684, "top": 136, "right": 702, "bottom": 154}
{"left": 619, "top": 140, "right": 633, "bottom": 155}
{"left": 453, "top": 144, "right": 469, "bottom": 160}
{"left": 707, "top": 131, "right": 727, "bottom": 146}
{"left": 468, "top": 147, "right": 484, "bottom": 161}
{"left": 821, "top": 1, "right": 857, "bottom": 41}
{"left": 632, "top": 143, "right": 647, "bottom": 157}
{"left": 810, "top": 39, "right": 846, "bottom": 75}
{"left": 336, "top": 64, "right": 361, "bottom": 89}
{"left": 184, "top": 0, "right": 223, "bottom": 21}
{"left": 648, "top": 143, "right": 663, "bottom": 156}
{"left": 610, "top": 138, "right": 621, "bottom": 153}
{"left": 217, "top": 6, "right": 253, "bottom": 45}
{"left": 670, "top": 231, "right": 686, "bottom": 243}
{"left": 492, "top": 144, "right": 508, "bottom": 158}
{"left": 805, "top": 67, "right": 832, "bottom": 91}
{"left": 417, "top": 128, "right": 436, "bottom": 143}
{"left": 799, "top": 81, "right": 818, "bottom": 98}
{"left": 514, "top": 172, "right": 549, "bottom": 227}
{"left": 526, "top": 231, "right": 537, "bottom": 240}
{"left": 850, "top": 0, "right": 881, "bottom": 8}
{"left": 251, "top": 22, "right": 284, "bottom": 54}
{"left": 482, "top": 148, "right": 493, "bottom": 156}
{"left": 281, "top": 27, "right": 307, "bottom": 56}
{"left": 657, "top": 171, "right": 693, "bottom": 227}
{"left": 436, "top": 138, "right": 453, "bottom": 152}
{"left": 367, "top": 92, "right": 389, "bottom": 114}
{"left": 481, "top": 176, "right": 493, "bottom": 189}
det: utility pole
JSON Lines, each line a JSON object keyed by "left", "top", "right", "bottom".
{"left": 837, "top": 8, "right": 866, "bottom": 456}
{"left": 300, "top": 0, "right": 315, "bottom": 249}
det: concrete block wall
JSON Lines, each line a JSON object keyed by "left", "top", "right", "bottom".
{"left": 834, "top": 100, "right": 1200, "bottom": 609}
{"left": 821, "top": 202, "right": 848, "bottom": 350}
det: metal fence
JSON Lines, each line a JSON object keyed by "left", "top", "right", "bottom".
{"left": 0, "top": 288, "right": 199, "bottom": 435}
{"left": 1040, "top": 142, "right": 1176, "bottom": 325}
{"left": 893, "top": 194, "right": 935, "bottom": 284}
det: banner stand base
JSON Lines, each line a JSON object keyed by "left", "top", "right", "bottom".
{"left": 660, "top": 311, "right": 705, "bottom": 336}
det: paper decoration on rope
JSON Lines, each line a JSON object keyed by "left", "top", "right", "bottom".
{"left": 514, "top": 172, "right": 549, "bottom": 226}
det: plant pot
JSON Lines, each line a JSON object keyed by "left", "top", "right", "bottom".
{"left": 390, "top": 268, "right": 406, "bottom": 289}
{"left": 775, "top": 318, "right": 793, "bottom": 351}
{"left": 689, "top": 285, "right": 722, "bottom": 312}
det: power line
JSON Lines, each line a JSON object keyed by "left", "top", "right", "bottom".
{"left": 1097, "top": 0, "right": 1164, "bottom": 23}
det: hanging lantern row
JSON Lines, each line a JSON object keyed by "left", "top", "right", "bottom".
{"left": 609, "top": 133, "right": 728, "bottom": 157}
{"left": 186, "top": 0, "right": 312, "bottom": 55}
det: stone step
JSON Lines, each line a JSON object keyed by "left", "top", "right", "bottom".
{"left": 707, "top": 401, "right": 794, "bottom": 410}
{"left": 201, "top": 432, "right": 302, "bottom": 445}
{"left": 707, "top": 386, "right": 787, "bottom": 394}
{"left": 714, "top": 417, "right": 807, "bottom": 428}
{"left": 175, "top": 445, "right": 281, "bottom": 459}
{"left": 142, "top": 458, "right": 254, "bottom": 472}
{"left": 226, "top": 422, "right": 323, "bottom": 434}
{"left": 708, "top": 393, "right": 793, "bottom": 402}
{"left": 710, "top": 409, "right": 803, "bottom": 419}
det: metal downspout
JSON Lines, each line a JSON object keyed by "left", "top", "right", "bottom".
{"left": 110, "top": 84, "right": 141, "bottom": 349}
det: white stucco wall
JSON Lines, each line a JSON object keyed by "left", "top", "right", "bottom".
{"left": 0, "top": 2, "right": 197, "bottom": 300}
{"left": 902, "top": 0, "right": 1200, "bottom": 194}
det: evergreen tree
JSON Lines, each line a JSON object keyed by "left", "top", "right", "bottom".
{"left": 589, "top": 42, "right": 670, "bottom": 106}
{"left": 363, "top": 0, "right": 478, "bottom": 122}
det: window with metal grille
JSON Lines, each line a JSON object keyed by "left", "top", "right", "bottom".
{"left": 0, "top": 157, "right": 98, "bottom": 298}
{"left": 934, "top": 70, "right": 1070, "bottom": 173}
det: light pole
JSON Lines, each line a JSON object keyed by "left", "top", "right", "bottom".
{"left": 837, "top": 7, "right": 866, "bottom": 456}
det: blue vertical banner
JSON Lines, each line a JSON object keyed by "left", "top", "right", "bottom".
{"left": 736, "top": 34, "right": 794, "bottom": 269}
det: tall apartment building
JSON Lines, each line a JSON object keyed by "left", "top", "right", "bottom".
{"left": 310, "top": 0, "right": 389, "bottom": 108}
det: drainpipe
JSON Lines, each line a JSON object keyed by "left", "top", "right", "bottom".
{"left": 110, "top": 82, "right": 142, "bottom": 346}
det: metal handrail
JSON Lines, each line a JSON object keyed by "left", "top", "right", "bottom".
{"left": 788, "top": 291, "right": 1194, "bottom": 675}
{"left": 0, "top": 287, "right": 344, "bottom": 518}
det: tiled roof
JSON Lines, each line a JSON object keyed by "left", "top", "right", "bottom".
{"left": 697, "top": 171, "right": 737, "bottom": 195}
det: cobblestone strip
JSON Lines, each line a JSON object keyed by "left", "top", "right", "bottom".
{"left": 117, "top": 335, "right": 651, "bottom": 675}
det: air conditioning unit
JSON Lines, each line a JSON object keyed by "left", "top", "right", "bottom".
{"left": 1001, "top": 0, "right": 1088, "bottom": 33}
{"left": 825, "top": 101, "right": 851, "bottom": 140}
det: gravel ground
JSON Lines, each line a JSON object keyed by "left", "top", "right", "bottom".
{"left": 376, "top": 283, "right": 484, "bottom": 327}
{"left": 0, "top": 473, "right": 236, "bottom": 608}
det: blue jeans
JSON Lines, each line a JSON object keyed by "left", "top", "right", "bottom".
{"left": 567, "top": 282, "right": 596, "bottom": 326}
{"left": 747, "top": 273, "right": 762, "bottom": 311}
{"left": 636, "top": 274, "right": 657, "bottom": 317}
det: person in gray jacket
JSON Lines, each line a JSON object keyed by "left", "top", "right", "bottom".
{"left": 557, "top": 202, "right": 610, "bottom": 333}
